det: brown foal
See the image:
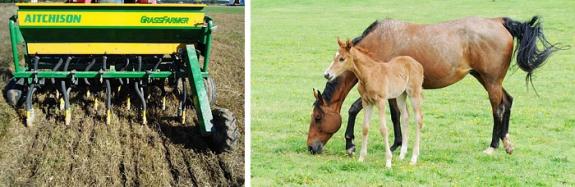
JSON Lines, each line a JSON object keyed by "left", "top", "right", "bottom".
{"left": 325, "top": 39, "right": 424, "bottom": 167}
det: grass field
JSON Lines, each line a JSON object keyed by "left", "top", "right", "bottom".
{"left": 251, "top": 0, "right": 575, "bottom": 185}
{"left": 0, "top": 4, "right": 244, "bottom": 186}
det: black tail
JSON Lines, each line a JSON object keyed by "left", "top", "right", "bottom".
{"left": 503, "top": 16, "right": 564, "bottom": 87}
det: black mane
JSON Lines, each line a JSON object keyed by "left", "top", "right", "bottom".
{"left": 313, "top": 78, "right": 338, "bottom": 107}
{"left": 352, "top": 20, "right": 380, "bottom": 45}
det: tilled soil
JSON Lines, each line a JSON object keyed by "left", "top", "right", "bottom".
{"left": 0, "top": 4, "right": 245, "bottom": 186}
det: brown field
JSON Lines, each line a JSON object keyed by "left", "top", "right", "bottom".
{"left": 0, "top": 4, "right": 245, "bottom": 186}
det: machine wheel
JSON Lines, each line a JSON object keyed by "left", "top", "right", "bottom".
{"left": 3, "top": 78, "right": 25, "bottom": 108}
{"left": 203, "top": 77, "right": 216, "bottom": 106}
{"left": 211, "top": 107, "right": 239, "bottom": 153}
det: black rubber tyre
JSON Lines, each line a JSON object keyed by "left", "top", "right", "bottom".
{"left": 3, "top": 78, "right": 25, "bottom": 108}
{"left": 203, "top": 77, "right": 216, "bottom": 107}
{"left": 211, "top": 107, "right": 239, "bottom": 153}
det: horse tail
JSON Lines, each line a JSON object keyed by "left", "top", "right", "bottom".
{"left": 502, "top": 16, "right": 564, "bottom": 85}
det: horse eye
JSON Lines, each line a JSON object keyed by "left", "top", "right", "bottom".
{"left": 314, "top": 115, "right": 322, "bottom": 121}
{"left": 339, "top": 57, "right": 345, "bottom": 62}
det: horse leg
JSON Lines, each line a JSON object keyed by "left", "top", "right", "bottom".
{"left": 470, "top": 71, "right": 504, "bottom": 155}
{"left": 409, "top": 92, "right": 424, "bottom": 165}
{"left": 485, "top": 84, "right": 507, "bottom": 155}
{"left": 395, "top": 94, "right": 409, "bottom": 160}
{"left": 501, "top": 89, "right": 514, "bottom": 154}
{"left": 346, "top": 98, "right": 402, "bottom": 156}
{"left": 358, "top": 101, "right": 373, "bottom": 162}
{"left": 376, "top": 99, "right": 392, "bottom": 168}
{"left": 389, "top": 99, "right": 403, "bottom": 152}
{"left": 345, "top": 98, "right": 362, "bottom": 156}
{"left": 345, "top": 98, "right": 402, "bottom": 156}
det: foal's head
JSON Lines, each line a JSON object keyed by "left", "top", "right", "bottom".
{"left": 307, "top": 88, "right": 342, "bottom": 154}
{"left": 324, "top": 38, "right": 355, "bottom": 82}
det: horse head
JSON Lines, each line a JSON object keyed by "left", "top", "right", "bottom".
{"left": 324, "top": 38, "right": 354, "bottom": 82}
{"left": 307, "top": 88, "right": 342, "bottom": 154}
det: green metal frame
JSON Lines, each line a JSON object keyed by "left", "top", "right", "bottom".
{"left": 9, "top": 17, "right": 24, "bottom": 74}
{"left": 201, "top": 16, "right": 213, "bottom": 72}
{"left": 186, "top": 44, "right": 213, "bottom": 134}
{"left": 9, "top": 16, "right": 214, "bottom": 78}
{"left": 8, "top": 14, "right": 216, "bottom": 134}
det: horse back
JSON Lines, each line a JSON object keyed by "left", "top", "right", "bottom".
{"left": 359, "top": 17, "right": 512, "bottom": 88}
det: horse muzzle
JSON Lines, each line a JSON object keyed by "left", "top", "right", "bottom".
{"left": 308, "top": 142, "right": 324, "bottom": 154}
{"left": 323, "top": 72, "right": 331, "bottom": 80}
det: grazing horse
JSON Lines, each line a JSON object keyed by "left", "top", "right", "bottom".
{"left": 325, "top": 40, "right": 424, "bottom": 167}
{"left": 307, "top": 16, "right": 561, "bottom": 155}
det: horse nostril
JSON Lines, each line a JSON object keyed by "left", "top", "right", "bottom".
{"left": 309, "top": 143, "right": 323, "bottom": 154}
{"left": 323, "top": 73, "right": 330, "bottom": 80}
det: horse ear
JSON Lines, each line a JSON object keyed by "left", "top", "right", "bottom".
{"left": 313, "top": 88, "right": 324, "bottom": 105}
{"left": 345, "top": 39, "right": 352, "bottom": 50}
{"left": 337, "top": 37, "right": 346, "bottom": 48}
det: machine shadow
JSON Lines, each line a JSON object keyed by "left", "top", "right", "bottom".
{"left": 152, "top": 115, "right": 215, "bottom": 153}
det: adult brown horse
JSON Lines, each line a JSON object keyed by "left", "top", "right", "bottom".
{"left": 307, "top": 16, "right": 562, "bottom": 155}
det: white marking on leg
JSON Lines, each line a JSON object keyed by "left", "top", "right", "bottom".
{"left": 397, "top": 94, "right": 409, "bottom": 160}
{"left": 359, "top": 104, "right": 373, "bottom": 162}
{"left": 410, "top": 94, "right": 423, "bottom": 165}
{"left": 483, "top": 147, "right": 495, "bottom": 155}
{"left": 410, "top": 124, "right": 420, "bottom": 165}
{"left": 503, "top": 134, "right": 513, "bottom": 154}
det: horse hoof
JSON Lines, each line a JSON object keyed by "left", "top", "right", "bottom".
{"left": 503, "top": 135, "right": 513, "bottom": 155}
{"left": 483, "top": 147, "right": 495, "bottom": 155}
{"left": 390, "top": 142, "right": 402, "bottom": 152}
{"left": 410, "top": 156, "right": 418, "bottom": 165}
{"left": 358, "top": 156, "right": 365, "bottom": 162}
{"left": 385, "top": 160, "right": 392, "bottom": 168}
{"left": 346, "top": 146, "right": 355, "bottom": 157}
{"left": 505, "top": 147, "right": 513, "bottom": 155}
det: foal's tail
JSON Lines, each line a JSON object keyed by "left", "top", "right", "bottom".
{"left": 503, "top": 16, "right": 565, "bottom": 86}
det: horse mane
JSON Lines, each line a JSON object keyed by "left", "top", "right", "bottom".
{"left": 352, "top": 20, "right": 381, "bottom": 45}
{"left": 313, "top": 77, "right": 338, "bottom": 107}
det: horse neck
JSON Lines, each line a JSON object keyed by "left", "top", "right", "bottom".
{"left": 325, "top": 72, "right": 358, "bottom": 112}
{"left": 350, "top": 49, "right": 379, "bottom": 84}
{"left": 353, "top": 25, "right": 395, "bottom": 61}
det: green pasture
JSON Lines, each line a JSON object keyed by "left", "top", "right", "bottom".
{"left": 205, "top": 5, "right": 244, "bottom": 14}
{"left": 251, "top": 0, "right": 575, "bottom": 185}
